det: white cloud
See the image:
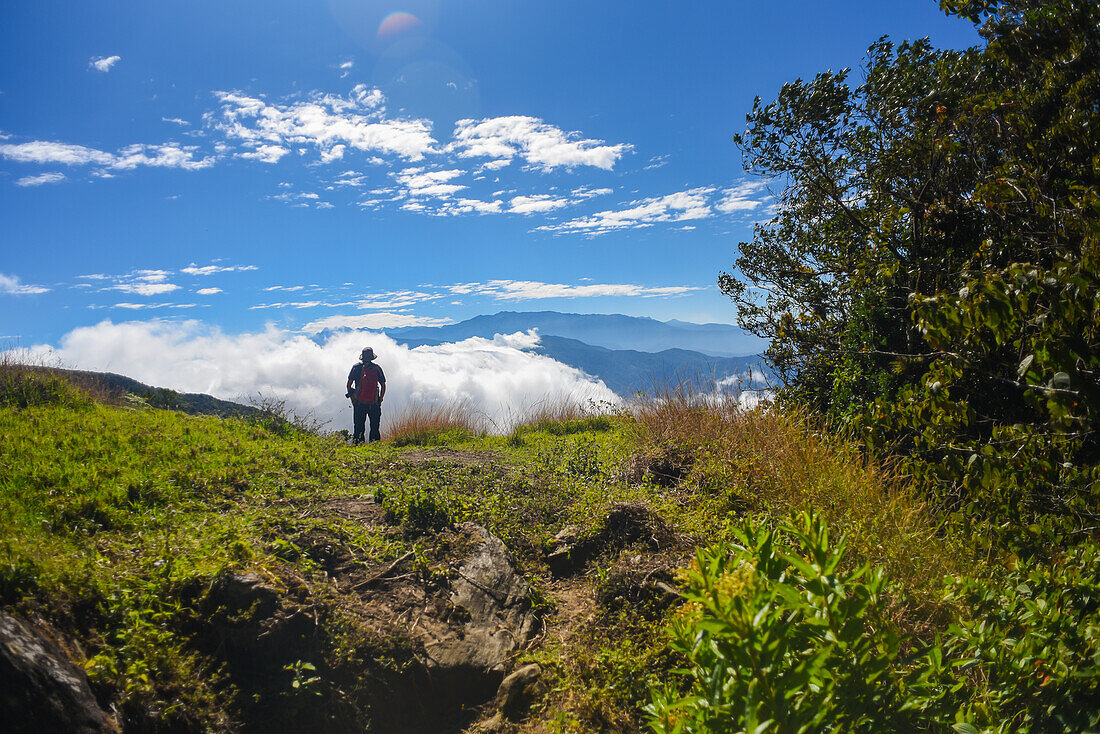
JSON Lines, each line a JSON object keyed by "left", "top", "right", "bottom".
{"left": 111, "top": 282, "right": 181, "bottom": 296}
{"left": 570, "top": 186, "right": 613, "bottom": 200}
{"left": 539, "top": 187, "right": 715, "bottom": 235}
{"left": 196, "top": 288, "right": 222, "bottom": 295}
{"left": 507, "top": 194, "right": 569, "bottom": 214}
{"left": 302, "top": 313, "right": 454, "bottom": 331}
{"left": 26, "top": 320, "right": 616, "bottom": 429}
{"left": 0, "top": 140, "right": 213, "bottom": 171}
{"left": 393, "top": 167, "right": 465, "bottom": 198}
{"left": 89, "top": 55, "right": 121, "bottom": 72}
{"left": 353, "top": 290, "right": 441, "bottom": 310}
{"left": 0, "top": 273, "right": 50, "bottom": 295}
{"left": 240, "top": 144, "right": 290, "bottom": 163}
{"left": 212, "top": 85, "right": 438, "bottom": 163}
{"left": 250, "top": 301, "right": 323, "bottom": 310}
{"left": 15, "top": 172, "right": 65, "bottom": 187}
{"left": 181, "top": 263, "right": 257, "bottom": 276}
{"left": 447, "top": 279, "right": 703, "bottom": 301}
{"left": 0, "top": 141, "right": 114, "bottom": 166}
{"left": 132, "top": 269, "right": 171, "bottom": 283}
{"left": 715, "top": 181, "right": 769, "bottom": 213}
{"left": 162, "top": 117, "right": 190, "bottom": 126}
{"left": 435, "top": 197, "right": 504, "bottom": 215}
{"left": 450, "top": 116, "right": 631, "bottom": 171}
{"left": 110, "top": 302, "right": 198, "bottom": 310}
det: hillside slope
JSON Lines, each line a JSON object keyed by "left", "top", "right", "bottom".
{"left": 3, "top": 369, "right": 1097, "bottom": 733}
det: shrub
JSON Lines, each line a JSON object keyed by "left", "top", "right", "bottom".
{"left": 932, "top": 542, "right": 1100, "bottom": 732}
{"left": 648, "top": 512, "right": 915, "bottom": 733}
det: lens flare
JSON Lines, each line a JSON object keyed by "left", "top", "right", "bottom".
{"left": 377, "top": 11, "right": 422, "bottom": 39}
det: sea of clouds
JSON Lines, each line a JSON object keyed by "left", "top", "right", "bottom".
{"left": 27, "top": 320, "right": 619, "bottom": 432}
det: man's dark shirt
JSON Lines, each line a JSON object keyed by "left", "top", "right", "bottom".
{"left": 348, "top": 362, "right": 386, "bottom": 392}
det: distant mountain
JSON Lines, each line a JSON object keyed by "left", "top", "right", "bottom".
{"left": 384, "top": 311, "right": 763, "bottom": 357}
{"left": 534, "top": 336, "right": 763, "bottom": 396}
{"left": 391, "top": 334, "right": 765, "bottom": 397}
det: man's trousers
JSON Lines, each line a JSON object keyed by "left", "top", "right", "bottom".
{"left": 352, "top": 401, "right": 382, "bottom": 443}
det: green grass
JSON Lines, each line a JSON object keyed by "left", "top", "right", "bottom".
{"left": 0, "top": 368, "right": 985, "bottom": 732}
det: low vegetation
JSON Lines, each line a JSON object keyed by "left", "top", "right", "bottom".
{"left": 4, "top": 360, "right": 1098, "bottom": 732}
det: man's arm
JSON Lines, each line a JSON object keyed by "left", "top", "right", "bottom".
{"left": 379, "top": 381, "right": 386, "bottom": 401}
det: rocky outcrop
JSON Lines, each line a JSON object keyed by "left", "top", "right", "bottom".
{"left": 423, "top": 523, "right": 537, "bottom": 674}
{"left": 368, "top": 523, "right": 538, "bottom": 732}
{"left": 0, "top": 611, "right": 118, "bottom": 734}
{"left": 264, "top": 522, "right": 540, "bottom": 734}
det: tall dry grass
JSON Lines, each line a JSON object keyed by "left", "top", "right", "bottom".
{"left": 384, "top": 400, "right": 487, "bottom": 446}
{"left": 626, "top": 385, "right": 966, "bottom": 600}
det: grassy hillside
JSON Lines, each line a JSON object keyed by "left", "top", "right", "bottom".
{"left": 2, "top": 366, "right": 1098, "bottom": 732}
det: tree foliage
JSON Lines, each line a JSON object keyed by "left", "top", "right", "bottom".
{"left": 722, "top": 0, "right": 1100, "bottom": 544}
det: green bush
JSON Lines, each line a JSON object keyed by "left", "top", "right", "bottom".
{"left": 932, "top": 543, "right": 1100, "bottom": 732}
{"left": 648, "top": 512, "right": 913, "bottom": 733}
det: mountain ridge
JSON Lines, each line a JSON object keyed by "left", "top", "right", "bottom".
{"left": 380, "top": 310, "right": 763, "bottom": 357}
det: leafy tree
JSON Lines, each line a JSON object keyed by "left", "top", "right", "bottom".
{"left": 722, "top": 0, "right": 1100, "bottom": 542}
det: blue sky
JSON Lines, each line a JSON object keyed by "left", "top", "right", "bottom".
{"left": 1, "top": 0, "right": 981, "bottom": 347}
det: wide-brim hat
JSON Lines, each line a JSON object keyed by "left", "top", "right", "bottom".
{"left": 361, "top": 347, "right": 376, "bottom": 360}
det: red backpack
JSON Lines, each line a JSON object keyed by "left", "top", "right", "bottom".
{"left": 355, "top": 363, "right": 381, "bottom": 402}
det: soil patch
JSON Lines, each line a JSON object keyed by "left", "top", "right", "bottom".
{"left": 398, "top": 448, "right": 511, "bottom": 469}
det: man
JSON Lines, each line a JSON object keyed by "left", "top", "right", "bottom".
{"left": 346, "top": 347, "right": 386, "bottom": 444}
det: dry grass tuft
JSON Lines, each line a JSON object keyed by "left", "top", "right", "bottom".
{"left": 385, "top": 400, "right": 487, "bottom": 446}
{"left": 626, "top": 385, "right": 966, "bottom": 599}
{"left": 512, "top": 396, "right": 596, "bottom": 427}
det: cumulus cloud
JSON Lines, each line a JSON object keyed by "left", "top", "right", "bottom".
{"left": 240, "top": 144, "right": 290, "bottom": 163}
{"left": 0, "top": 140, "right": 213, "bottom": 171}
{"left": 15, "top": 172, "right": 65, "bottom": 187}
{"left": 715, "top": 181, "right": 769, "bottom": 213}
{"left": 393, "top": 167, "right": 465, "bottom": 198}
{"left": 0, "top": 273, "right": 50, "bottom": 295}
{"left": 196, "top": 288, "right": 222, "bottom": 295}
{"left": 450, "top": 116, "right": 631, "bottom": 171}
{"left": 89, "top": 55, "right": 121, "bottom": 72}
{"left": 447, "top": 279, "right": 703, "bottom": 301}
{"left": 538, "top": 187, "right": 715, "bottom": 235}
{"left": 27, "top": 320, "right": 616, "bottom": 429}
{"left": 211, "top": 85, "right": 438, "bottom": 163}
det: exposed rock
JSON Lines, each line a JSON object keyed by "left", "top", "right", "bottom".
{"left": 423, "top": 523, "right": 537, "bottom": 674}
{"left": 0, "top": 611, "right": 118, "bottom": 734}
{"left": 547, "top": 503, "right": 680, "bottom": 577}
{"left": 494, "top": 663, "right": 546, "bottom": 720}
{"left": 345, "top": 523, "right": 539, "bottom": 733}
